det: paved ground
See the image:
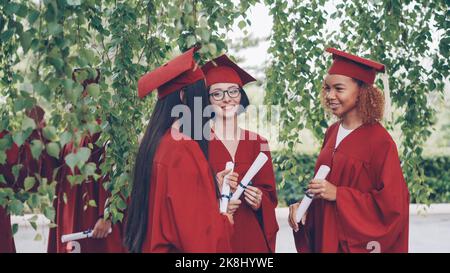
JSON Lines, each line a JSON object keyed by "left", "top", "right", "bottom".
{"left": 12, "top": 208, "right": 450, "bottom": 253}
{"left": 275, "top": 209, "right": 450, "bottom": 253}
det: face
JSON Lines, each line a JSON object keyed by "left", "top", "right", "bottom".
{"left": 209, "top": 83, "right": 241, "bottom": 119}
{"left": 324, "top": 74, "right": 360, "bottom": 118}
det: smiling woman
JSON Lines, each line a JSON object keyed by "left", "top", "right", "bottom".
{"left": 289, "top": 47, "right": 410, "bottom": 253}
{"left": 202, "top": 54, "right": 279, "bottom": 253}
{"left": 321, "top": 75, "right": 385, "bottom": 125}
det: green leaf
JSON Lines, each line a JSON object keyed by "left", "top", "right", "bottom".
{"left": 77, "top": 147, "right": 91, "bottom": 168}
{"left": 0, "top": 151, "right": 7, "bottom": 165}
{"left": 22, "top": 116, "right": 36, "bottom": 131}
{"left": 19, "top": 30, "right": 33, "bottom": 53}
{"left": 116, "top": 197, "right": 127, "bottom": 210}
{"left": 65, "top": 153, "right": 78, "bottom": 173}
{"left": 238, "top": 20, "right": 246, "bottom": 30}
{"left": 59, "top": 131, "right": 72, "bottom": 148}
{"left": 0, "top": 134, "right": 13, "bottom": 150}
{"left": 198, "top": 28, "right": 210, "bottom": 42}
{"left": 30, "top": 221, "right": 38, "bottom": 231}
{"left": 13, "top": 129, "right": 32, "bottom": 147}
{"left": 65, "top": 83, "right": 83, "bottom": 103}
{"left": 184, "top": 2, "right": 193, "bottom": 13}
{"left": 34, "top": 81, "right": 51, "bottom": 100}
{"left": 83, "top": 162, "right": 97, "bottom": 177}
{"left": 42, "top": 126, "right": 58, "bottom": 141}
{"left": 86, "top": 83, "right": 100, "bottom": 98}
{"left": 28, "top": 215, "right": 39, "bottom": 222}
{"left": 46, "top": 142, "right": 60, "bottom": 159}
{"left": 27, "top": 193, "right": 39, "bottom": 209}
{"left": 88, "top": 200, "right": 97, "bottom": 207}
{"left": 24, "top": 176, "right": 36, "bottom": 192}
{"left": 47, "top": 22, "right": 63, "bottom": 35}
{"left": 186, "top": 35, "right": 196, "bottom": 47}
{"left": 0, "top": 175, "right": 6, "bottom": 185}
{"left": 44, "top": 206, "right": 56, "bottom": 222}
{"left": 27, "top": 10, "right": 40, "bottom": 25}
{"left": 4, "top": 3, "right": 21, "bottom": 16}
{"left": 34, "top": 233, "right": 43, "bottom": 241}
{"left": 9, "top": 199, "right": 24, "bottom": 215}
{"left": 30, "top": 139, "right": 44, "bottom": 160}
{"left": 208, "top": 43, "right": 217, "bottom": 55}
{"left": 12, "top": 224, "right": 19, "bottom": 236}
{"left": 12, "top": 164, "right": 23, "bottom": 182}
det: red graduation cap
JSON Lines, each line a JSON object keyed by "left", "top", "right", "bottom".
{"left": 137, "top": 47, "right": 204, "bottom": 99}
{"left": 326, "top": 48, "right": 385, "bottom": 85}
{"left": 202, "top": 54, "right": 256, "bottom": 88}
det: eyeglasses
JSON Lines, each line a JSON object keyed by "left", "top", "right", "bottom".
{"left": 209, "top": 87, "right": 241, "bottom": 101}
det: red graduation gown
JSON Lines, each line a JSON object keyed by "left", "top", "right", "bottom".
{"left": 209, "top": 129, "right": 279, "bottom": 253}
{"left": 141, "top": 128, "right": 232, "bottom": 253}
{"left": 294, "top": 122, "right": 409, "bottom": 253}
{"left": 0, "top": 131, "right": 19, "bottom": 253}
{"left": 47, "top": 132, "right": 126, "bottom": 253}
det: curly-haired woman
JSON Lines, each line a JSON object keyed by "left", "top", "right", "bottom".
{"left": 288, "top": 48, "right": 410, "bottom": 253}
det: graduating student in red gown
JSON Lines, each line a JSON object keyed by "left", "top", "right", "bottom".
{"left": 47, "top": 130, "right": 126, "bottom": 253}
{"left": 202, "top": 55, "right": 279, "bottom": 253}
{"left": 124, "top": 47, "right": 237, "bottom": 253}
{"left": 47, "top": 69, "right": 125, "bottom": 253}
{"left": 0, "top": 130, "right": 19, "bottom": 253}
{"left": 1, "top": 106, "right": 59, "bottom": 253}
{"left": 289, "top": 48, "right": 410, "bottom": 253}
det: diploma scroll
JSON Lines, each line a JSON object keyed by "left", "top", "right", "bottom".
{"left": 61, "top": 227, "right": 112, "bottom": 243}
{"left": 295, "top": 165, "right": 331, "bottom": 223}
{"left": 230, "top": 152, "right": 268, "bottom": 201}
{"left": 220, "top": 161, "right": 235, "bottom": 213}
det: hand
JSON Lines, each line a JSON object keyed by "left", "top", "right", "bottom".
{"left": 288, "top": 203, "right": 300, "bottom": 232}
{"left": 307, "top": 179, "right": 337, "bottom": 201}
{"left": 223, "top": 212, "right": 234, "bottom": 225}
{"left": 288, "top": 203, "right": 307, "bottom": 232}
{"left": 216, "top": 169, "right": 239, "bottom": 193}
{"left": 92, "top": 218, "right": 111, "bottom": 239}
{"left": 227, "top": 199, "right": 241, "bottom": 215}
{"left": 244, "top": 186, "right": 263, "bottom": 211}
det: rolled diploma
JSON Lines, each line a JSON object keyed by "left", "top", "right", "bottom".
{"left": 61, "top": 227, "right": 112, "bottom": 243}
{"left": 220, "top": 161, "right": 235, "bottom": 213}
{"left": 295, "top": 165, "right": 331, "bottom": 223}
{"left": 230, "top": 152, "right": 268, "bottom": 201}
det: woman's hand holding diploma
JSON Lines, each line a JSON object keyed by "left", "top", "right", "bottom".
{"left": 307, "top": 179, "right": 337, "bottom": 201}
{"left": 288, "top": 203, "right": 307, "bottom": 232}
{"left": 216, "top": 169, "right": 239, "bottom": 192}
{"left": 217, "top": 170, "right": 239, "bottom": 193}
{"left": 227, "top": 199, "right": 241, "bottom": 215}
{"left": 92, "top": 218, "right": 112, "bottom": 239}
{"left": 244, "top": 186, "right": 263, "bottom": 211}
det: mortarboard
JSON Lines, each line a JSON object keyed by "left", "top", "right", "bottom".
{"left": 201, "top": 54, "right": 256, "bottom": 88}
{"left": 326, "top": 47, "right": 385, "bottom": 85}
{"left": 138, "top": 47, "right": 204, "bottom": 99}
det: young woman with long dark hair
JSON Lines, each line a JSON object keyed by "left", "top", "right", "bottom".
{"left": 124, "top": 47, "right": 237, "bottom": 253}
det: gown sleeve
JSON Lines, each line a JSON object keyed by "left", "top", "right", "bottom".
{"left": 253, "top": 137, "right": 279, "bottom": 252}
{"left": 293, "top": 124, "right": 336, "bottom": 253}
{"left": 335, "top": 139, "right": 410, "bottom": 252}
{"left": 159, "top": 144, "right": 232, "bottom": 253}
